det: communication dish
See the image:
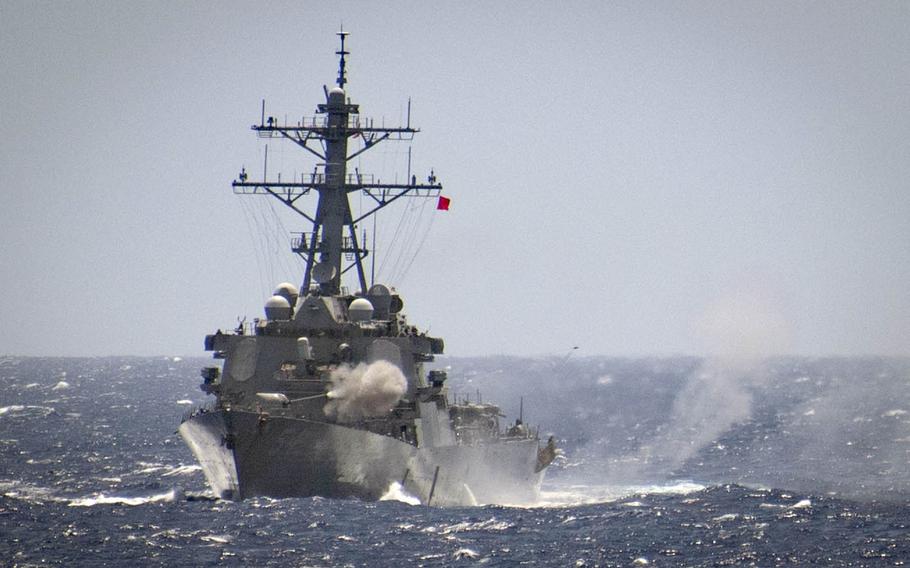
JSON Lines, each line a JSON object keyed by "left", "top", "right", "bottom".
{"left": 368, "top": 284, "right": 391, "bottom": 297}
{"left": 312, "top": 262, "right": 337, "bottom": 284}
{"left": 368, "top": 283, "right": 392, "bottom": 318}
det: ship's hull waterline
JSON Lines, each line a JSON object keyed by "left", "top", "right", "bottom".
{"left": 179, "top": 410, "right": 546, "bottom": 506}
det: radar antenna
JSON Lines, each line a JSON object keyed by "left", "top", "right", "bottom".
{"left": 335, "top": 27, "right": 349, "bottom": 89}
{"left": 233, "top": 32, "right": 443, "bottom": 297}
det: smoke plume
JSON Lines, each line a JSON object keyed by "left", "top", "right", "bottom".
{"left": 324, "top": 361, "right": 407, "bottom": 422}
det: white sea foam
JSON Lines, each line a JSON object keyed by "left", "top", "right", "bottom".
{"left": 134, "top": 462, "right": 166, "bottom": 474}
{"left": 452, "top": 548, "right": 480, "bottom": 560}
{"left": 535, "top": 481, "right": 706, "bottom": 508}
{"left": 68, "top": 488, "right": 179, "bottom": 507}
{"left": 0, "top": 405, "right": 24, "bottom": 416}
{"left": 161, "top": 464, "right": 202, "bottom": 477}
{"left": 379, "top": 481, "right": 421, "bottom": 505}
{"left": 1, "top": 481, "right": 68, "bottom": 503}
{"left": 52, "top": 381, "right": 70, "bottom": 390}
{"left": 176, "top": 399, "right": 193, "bottom": 405}
{"left": 0, "top": 405, "right": 55, "bottom": 418}
{"left": 428, "top": 518, "right": 514, "bottom": 534}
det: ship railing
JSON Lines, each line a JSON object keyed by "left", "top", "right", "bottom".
{"left": 254, "top": 115, "right": 416, "bottom": 140}
{"left": 232, "top": 172, "right": 439, "bottom": 196}
{"left": 256, "top": 114, "right": 363, "bottom": 134}
{"left": 292, "top": 232, "right": 367, "bottom": 258}
{"left": 291, "top": 229, "right": 316, "bottom": 251}
{"left": 303, "top": 172, "right": 376, "bottom": 185}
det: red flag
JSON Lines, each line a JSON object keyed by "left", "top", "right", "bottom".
{"left": 436, "top": 195, "right": 451, "bottom": 211}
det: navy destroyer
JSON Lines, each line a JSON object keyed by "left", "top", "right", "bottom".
{"left": 180, "top": 31, "right": 556, "bottom": 505}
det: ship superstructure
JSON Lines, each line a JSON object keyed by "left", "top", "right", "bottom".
{"left": 179, "top": 32, "right": 556, "bottom": 505}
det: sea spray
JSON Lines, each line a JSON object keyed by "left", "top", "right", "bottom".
{"left": 637, "top": 357, "right": 769, "bottom": 469}
{"left": 324, "top": 360, "right": 407, "bottom": 422}
{"left": 638, "top": 291, "right": 791, "bottom": 471}
{"left": 379, "top": 481, "right": 421, "bottom": 505}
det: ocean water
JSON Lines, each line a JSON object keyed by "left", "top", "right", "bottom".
{"left": 2, "top": 355, "right": 909, "bottom": 566}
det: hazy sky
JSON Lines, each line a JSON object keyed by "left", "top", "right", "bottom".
{"left": 2, "top": 1, "right": 908, "bottom": 357}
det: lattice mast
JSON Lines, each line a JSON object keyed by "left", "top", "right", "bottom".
{"left": 232, "top": 30, "right": 442, "bottom": 296}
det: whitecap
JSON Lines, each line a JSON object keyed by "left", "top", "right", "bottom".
{"left": 453, "top": 548, "right": 480, "bottom": 560}
{"left": 431, "top": 518, "right": 514, "bottom": 534}
{"left": 52, "top": 381, "right": 70, "bottom": 391}
{"left": 176, "top": 400, "right": 193, "bottom": 405}
{"left": 2, "top": 481, "right": 68, "bottom": 503}
{"left": 134, "top": 462, "right": 166, "bottom": 474}
{"left": 0, "top": 405, "right": 55, "bottom": 419}
{"left": 712, "top": 513, "right": 739, "bottom": 522}
{"left": 789, "top": 499, "right": 811, "bottom": 509}
{"left": 161, "top": 464, "right": 202, "bottom": 477}
{"left": 201, "top": 534, "right": 232, "bottom": 544}
{"left": 536, "top": 481, "right": 705, "bottom": 508}
{"left": 68, "top": 488, "right": 179, "bottom": 507}
{"left": 883, "top": 409, "right": 907, "bottom": 418}
{"left": 0, "top": 405, "right": 25, "bottom": 416}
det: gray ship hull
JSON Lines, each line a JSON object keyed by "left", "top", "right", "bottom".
{"left": 179, "top": 409, "right": 545, "bottom": 506}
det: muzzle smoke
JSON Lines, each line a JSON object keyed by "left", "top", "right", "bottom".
{"left": 324, "top": 360, "right": 407, "bottom": 422}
